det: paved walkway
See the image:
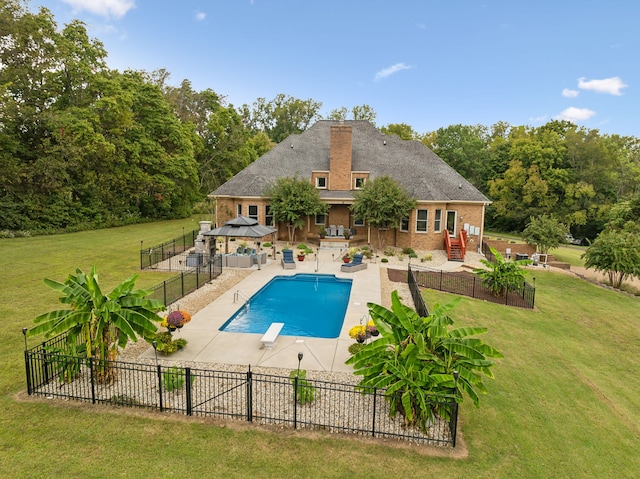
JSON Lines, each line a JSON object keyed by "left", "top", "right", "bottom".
{"left": 140, "top": 248, "right": 471, "bottom": 372}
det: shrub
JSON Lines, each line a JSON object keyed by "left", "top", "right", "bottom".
{"left": 420, "top": 253, "right": 433, "bottom": 262}
{"left": 383, "top": 246, "right": 396, "bottom": 256}
{"left": 402, "top": 247, "right": 415, "bottom": 255}
{"left": 289, "top": 369, "right": 318, "bottom": 404}
{"left": 262, "top": 242, "right": 272, "bottom": 248}
{"left": 381, "top": 258, "right": 389, "bottom": 263}
{"left": 162, "top": 367, "right": 194, "bottom": 392}
{"left": 348, "top": 343, "right": 366, "bottom": 355}
{"left": 154, "top": 331, "right": 188, "bottom": 354}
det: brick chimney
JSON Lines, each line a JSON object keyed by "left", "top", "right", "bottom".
{"left": 329, "top": 124, "right": 353, "bottom": 190}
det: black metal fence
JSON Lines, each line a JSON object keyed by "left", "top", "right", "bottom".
{"left": 408, "top": 265, "right": 430, "bottom": 317}
{"left": 140, "top": 229, "right": 200, "bottom": 270}
{"left": 24, "top": 342, "right": 458, "bottom": 447}
{"left": 147, "top": 254, "right": 222, "bottom": 306}
{"left": 408, "top": 264, "right": 536, "bottom": 309}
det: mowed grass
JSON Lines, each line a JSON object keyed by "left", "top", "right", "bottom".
{"left": 1, "top": 222, "right": 639, "bottom": 478}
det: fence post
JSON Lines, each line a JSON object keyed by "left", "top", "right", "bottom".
{"left": 371, "top": 387, "right": 377, "bottom": 437}
{"left": 450, "top": 401, "right": 459, "bottom": 447}
{"left": 163, "top": 281, "right": 167, "bottom": 307}
{"left": 247, "top": 368, "right": 253, "bottom": 422}
{"left": 293, "top": 376, "right": 298, "bottom": 429}
{"left": 24, "top": 350, "right": 32, "bottom": 395}
{"left": 196, "top": 267, "right": 199, "bottom": 289}
{"left": 440, "top": 269, "right": 443, "bottom": 290}
{"left": 472, "top": 276, "right": 476, "bottom": 299}
{"left": 185, "top": 367, "right": 193, "bottom": 416}
{"left": 181, "top": 272, "right": 185, "bottom": 298}
{"left": 89, "top": 357, "right": 96, "bottom": 404}
{"left": 155, "top": 365, "right": 164, "bottom": 411}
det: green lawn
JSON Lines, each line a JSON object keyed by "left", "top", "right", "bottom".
{"left": 1, "top": 221, "right": 639, "bottom": 478}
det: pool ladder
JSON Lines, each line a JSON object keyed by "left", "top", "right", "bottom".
{"left": 234, "top": 289, "right": 250, "bottom": 309}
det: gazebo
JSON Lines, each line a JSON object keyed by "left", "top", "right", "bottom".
{"left": 203, "top": 216, "right": 277, "bottom": 264}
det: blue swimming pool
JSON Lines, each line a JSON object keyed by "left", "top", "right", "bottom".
{"left": 219, "top": 274, "right": 353, "bottom": 338}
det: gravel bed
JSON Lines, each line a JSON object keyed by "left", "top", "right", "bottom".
{"left": 34, "top": 357, "right": 452, "bottom": 446}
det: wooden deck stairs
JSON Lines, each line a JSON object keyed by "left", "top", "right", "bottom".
{"left": 444, "top": 229, "right": 467, "bottom": 262}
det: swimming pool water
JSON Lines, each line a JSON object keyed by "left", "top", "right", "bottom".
{"left": 219, "top": 274, "right": 352, "bottom": 338}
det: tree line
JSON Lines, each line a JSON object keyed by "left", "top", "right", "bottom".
{"left": 2, "top": 1, "right": 639, "bottom": 241}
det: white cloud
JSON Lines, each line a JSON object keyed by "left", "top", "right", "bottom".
{"left": 529, "top": 115, "right": 548, "bottom": 124}
{"left": 577, "top": 76, "right": 627, "bottom": 96}
{"left": 562, "top": 88, "right": 579, "bottom": 98}
{"left": 374, "top": 63, "right": 412, "bottom": 81}
{"left": 195, "top": 12, "right": 206, "bottom": 21}
{"left": 61, "top": 0, "right": 135, "bottom": 19}
{"left": 555, "top": 107, "right": 596, "bottom": 123}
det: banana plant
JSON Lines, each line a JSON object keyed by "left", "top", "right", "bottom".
{"left": 346, "top": 291, "right": 502, "bottom": 432}
{"left": 28, "top": 266, "right": 165, "bottom": 383}
{"left": 474, "top": 246, "right": 531, "bottom": 296}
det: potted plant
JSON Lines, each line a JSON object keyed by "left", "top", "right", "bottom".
{"left": 348, "top": 325, "right": 368, "bottom": 343}
{"left": 343, "top": 229, "right": 351, "bottom": 240}
{"left": 318, "top": 226, "right": 326, "bottom": 239}
{"left": 162, "top": 310, "right": 191, "bottom": 332}
{"left": 343, "top": 253, "right": 351, "bottom": 263}
{"left": 297, "top": 250, "right": 306, "bottom": 261}
{"left": 367, "top": 320, "right": 379, "bottom": 336}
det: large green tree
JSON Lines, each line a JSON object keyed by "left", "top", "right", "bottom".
{"left": 346, "top": 291, "right": 502, "bottom": 433}
{"left": 265, "top": 176, "right": 328, "bottom": 243}
{"left": 582, "top": 227, "right": 640, "bottom": 289}
{"left": 326, "top": 104, "right": 377, "bottom": 124}
{"left": 522, "top": 214, "right": 569, "bottom": 254}
{"left": 240, "top": 93, "right": 323, "bottom": 143}
{"left": 423, "top": 124, "right": 490, "bottom": 189}
{"left": 350, "top": 176, "right": 416, "bottom": 249}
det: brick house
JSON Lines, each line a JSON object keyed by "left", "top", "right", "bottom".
{"left": 210, "top": 120, "right": 490, "bottom": 258}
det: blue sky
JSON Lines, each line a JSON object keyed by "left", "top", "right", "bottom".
{"left": 31, "top": 0, "right": 639, "bottom": 137}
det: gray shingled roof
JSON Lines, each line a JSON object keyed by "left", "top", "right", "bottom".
{"left": 211, "top": 120, "right": 490, "bottom": 203}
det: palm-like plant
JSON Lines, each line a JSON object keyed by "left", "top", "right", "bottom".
{"left": 474, "top": 246, "right": 531, "bottom": 297}
{"left": 28, "top": 266, "right": 164, "bottom": 383}
{"left": 346, "top": 291, "right": 502, "bottom": 433}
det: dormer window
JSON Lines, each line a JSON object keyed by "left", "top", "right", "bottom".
{"left": 316, "top": 176, "right": 327, "bottom": 189}
{"left": 354, "top": 177, "right": 366, "bottom": 189}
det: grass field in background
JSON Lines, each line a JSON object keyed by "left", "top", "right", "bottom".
{"left": 1, "top": 222, "right": 638, "bottom": 478}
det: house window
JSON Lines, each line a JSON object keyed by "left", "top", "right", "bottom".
{"left": 434, "top": 209, "right": 442, "bottom": 232}
{"left": 248, "top": 205, "right": 258, "bottom": 221}
{"left": 316, "top": 177, "right": 327, "bottom": 189}
{"left": 236, "top": 204, "right": 242, "bottom": 217}
{"left": 400, "top": 218, "right": 409, "bottom": 232}
{"left": 354, "top": 177, "right": 366, "bottom": 189}
{"left": 416, "top": 209, "right": 428, "bottom": 232}
{"left": 315, "top": 214, "right": 326, "bottom": 225}
{"left": 354, "top": 217, "right": 365, "bottom": 227}
{"left": 265, "top": 205, "right": 273, "bottom": 226}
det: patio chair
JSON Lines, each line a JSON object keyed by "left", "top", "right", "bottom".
{"left": 337, "top": 225, "right": 344, "bottom": 237}
{"left": 341, "top": 253, "right": 367, "bottom": 272}
{"left": 329, "top": 225, "right": 337, "bottom": 237}
{"left": 281, "top": 249, "right": 296, "bottom": 269}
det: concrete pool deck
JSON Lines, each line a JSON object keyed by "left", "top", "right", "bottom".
{"left": 139, "top": 248, "right": 470, "bottom": 372}
{"left": 141, "top": 247, "right": 379, "bottom": 372}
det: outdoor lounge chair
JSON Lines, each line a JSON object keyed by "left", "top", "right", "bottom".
{"left": 341, "top": 253, "right": 367, "bottom": 272}
{"left": 329, "top": 225, "right": 337, "bottom": 237}
{"left": 281, "top": 249, "right": 296, "bottom": 269}
{"left": 337, "top": 225, "right": 344, "bottom": 237}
